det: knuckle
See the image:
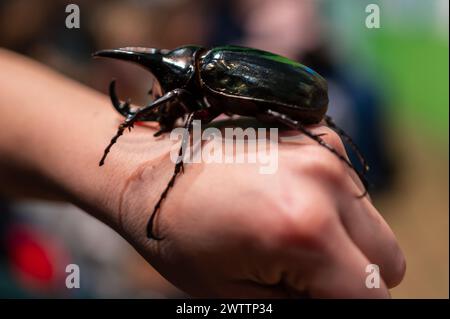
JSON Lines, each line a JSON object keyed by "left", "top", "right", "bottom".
{"left": 301, "top": 148, "right": 348, "bottom": 187}
{"left": 295, "top": 205, "right": 337, "bottom": 248}
{"left": 269, "top": 196, "right": 337, "bottom": 251}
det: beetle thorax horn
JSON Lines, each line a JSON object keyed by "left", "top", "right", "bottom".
{"left": 93, "top": 46, "right": 198, "bottom": 92}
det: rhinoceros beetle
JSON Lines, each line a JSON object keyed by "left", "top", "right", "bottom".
{"left": 93, "top": 45, "right": 369, "bottom": 240}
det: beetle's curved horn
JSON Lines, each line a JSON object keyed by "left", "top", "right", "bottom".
{"left": 93, "top": 47, "right": 195, "bottom": 91}
{"left": 93, "top": 47, "right": 165, "bottom": 74}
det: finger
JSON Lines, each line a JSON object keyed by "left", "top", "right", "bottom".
{"left": 295, "top": 147, "right": 405, "bottom": 289}
{"left": 277, "top": 189, "right": 390, "bottom": 298}
{"left": 337, "top": 194, "right": 406, "bottom": 288}
{"left": 298, "top": 125, "right": 404, "bottom": 287}
{"left": 306, "top": 221, "right": 391, "bottom": 298}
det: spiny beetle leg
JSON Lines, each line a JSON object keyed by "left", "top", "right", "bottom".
{"left": 266, "top": 109, "right": 369, "bottom": 198}
{"left": 99, "top": 121, "right": 131, "bottom": 166}
{"left": 99, "top": 89, "right": 189, "bottom": 166}
{"left": 324, "top": 115, "right": 370, "bottom": 175}
{"left": 146, "top": 108, "right": 221, "bottom": 240}
{"left": 146, "top": 112, "right": 195, "bottom": 240}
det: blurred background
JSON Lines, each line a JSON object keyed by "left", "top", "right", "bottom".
{"left": 0, "top": 0, "right": 448, "bottom": 298}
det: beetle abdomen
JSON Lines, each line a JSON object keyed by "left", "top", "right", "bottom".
{"left": 199, "top": 46, "right": 328, "bottom": 123}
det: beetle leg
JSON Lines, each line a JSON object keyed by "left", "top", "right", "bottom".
{"left": 99, "top": 88, "right": 190, "bottom": 166}
{"left": 147, "top": 108, "right": 221, "bottom": 240}
{"left": 146, "top": 112, "right": 195, "bottom": 240}
{"left": 266, "top": 109, "right": 368, "bottom": 198}
{"left": 324, "top": 115, "right": 370, "bottom": 174}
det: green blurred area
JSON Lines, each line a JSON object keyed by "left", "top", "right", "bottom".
{"left": 329, "top": 0, "right": 448, "bottom": 143}
{"left": 370, "top": 31, "right": 448, "bottom": 142}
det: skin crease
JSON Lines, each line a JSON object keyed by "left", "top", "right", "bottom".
{"left": 0, "top": 49, "right": 405, "bottom": 298}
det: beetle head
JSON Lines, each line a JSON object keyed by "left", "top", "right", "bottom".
{"left": 93, "top": 46, "right": 202, "bottom": 93}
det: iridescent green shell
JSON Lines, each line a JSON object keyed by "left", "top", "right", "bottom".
{"left": 199, "top": 46, "right": 328, "bottom": 113}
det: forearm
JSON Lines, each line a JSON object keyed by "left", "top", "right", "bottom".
{"left": 0, "top": 49, "right": 160, "bottom": 228}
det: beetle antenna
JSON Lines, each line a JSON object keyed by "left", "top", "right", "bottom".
{"left": 324, "top": 115, "right": 370, "bottom": 174}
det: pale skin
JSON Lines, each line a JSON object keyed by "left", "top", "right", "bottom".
{"left": 0, "top": 49, "right": 405, "bottom": 298}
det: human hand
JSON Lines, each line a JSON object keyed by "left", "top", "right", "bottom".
{"left": 115, "top": 121, "right": 406, "bottom": 298}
